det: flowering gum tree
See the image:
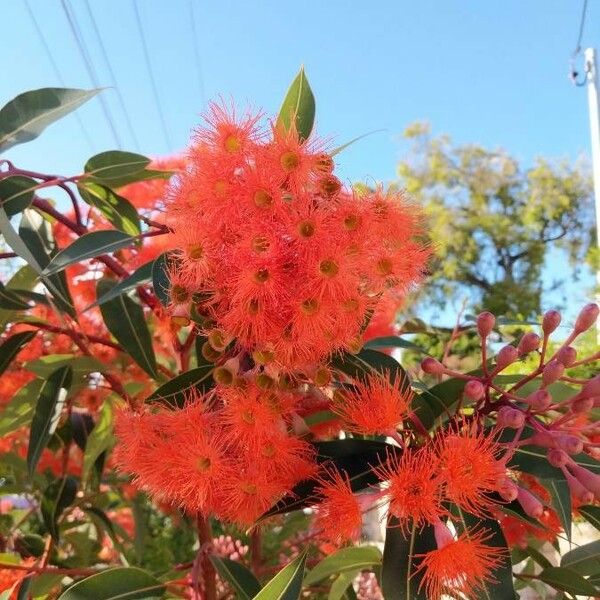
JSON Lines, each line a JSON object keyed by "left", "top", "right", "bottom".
{"left": 0, "top": 71, "right": 599, "bottom": 600}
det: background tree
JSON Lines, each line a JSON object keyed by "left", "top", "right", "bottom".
{"left": 396, "top": 123, "right": 595, "bottom": 318}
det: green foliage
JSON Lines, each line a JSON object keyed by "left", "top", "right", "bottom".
{"left": 276, "top": 67, "right": 315, "bottom": 142}
{"left": 397, "top": 123, "right": 593, "bottom": 317}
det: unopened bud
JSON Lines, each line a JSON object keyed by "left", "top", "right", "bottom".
{"left": 569, "top": 463, "right": 600, "bottom": 496}
{"left": 517, "top": 332, "right": 541, "bottom": 355}
{"left": 497, "top": 477, "right": 519, "bottom": 502}
{"left": 556, "top": 346, "right": 577, "bottom": 367}
{"left": 421, "top": 357, "right": 445, "bottom": 375}
{"left": 580, "top": 376, "right": 600, "bottom": 399}
{"left": 477, "top": 311, "right": 495, "bottom": 338}
{"left": 542, "top": 310, "right": 561, "bottom": 335}
{"left": 557, "top": 434, "right": 584, "bottom": 455}
{"left": 574, "top": 303, "right": 599, "bottom": 334}
{"left": 517, "top": 487, "right": 544, "bottom": 519}
{"left": 495, "top": 345, "right": 518, "bottom": 371}
{"left": 526, "top": 389, "right": 552, "bottom": 411}
{"left": 565, "top": 470, "right": 595, "bottom": 504}
{"left": 464, "top": 380, "right": 485, "bottom": 400}
{"left": 571, "top": 397, "right": 594, "bottom": 413}
{"left": 547, "top": 448, "right": 569, "bottom": 468}
{"left": 529, "top": 430, "right": 556, "bottom": 447}
{"left": 542, "top": 360, "right": 564, "bottom": 386}
{"left": 497, "top": 406, "right": 525, "bottom": 429}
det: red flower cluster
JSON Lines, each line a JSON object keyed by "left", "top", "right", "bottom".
{"left": 164, "top": 103, "right": 428, "bottom": 370}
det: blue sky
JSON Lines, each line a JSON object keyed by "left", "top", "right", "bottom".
{"left": 2, "top": 0, "right": 598, "bottom": 323}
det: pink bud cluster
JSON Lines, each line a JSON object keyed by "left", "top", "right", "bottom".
{"left": 421, "top": 303, "right": 600, "bottom": 511}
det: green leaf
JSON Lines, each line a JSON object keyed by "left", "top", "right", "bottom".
{"left": 328, "top": 570, "right": 359, "bottom": 600}
{"left": 254, "top": 551, "right": 306, "bottom": 600}
{"left": 86, "top": 260, "right": 153, "bottom": 310}
{"left": 561, "top": 540, "right": 600, "bottom": 575}
{"left": 41, "top": 476, "right": 77, "bottom": 540}
{"left": 44, "top": 230, "right": 135, "bottom": 276}
{"left": 579, "top": 505, "right": 600, "bottom": 531}
{"left": 0, "top": 330, "right": 36, "bottom": 377}
{"left": 0, "top": 378, "right": 44, "bottom": 437}
{"left": 17, "top": 209, "right": 76, "bottom": 317}
{"left": 0, "top": 281, "right": 30, "bottom": 310}
{"left": 97, "top": 278, "right": 157, "bottom": 378}
{"left": 25, "top": 354, "right": 104, "bottom": 379}
{"left": 276, "top": 67, "right": 315, "bottom": 142}
{"left": 57, "top": 567, "right": 166, "bottom": 600}
{"left": 411, "top": 376, "right": 467, "bottom": 431}
{"left": 82, "top": 399, "right": 114, "bottom": 484}
{"left": 0, "top": 265, "right": 38, "bottom": 331}
{"left": 27, "top": 365, "right": 72, "bottom": 477}
{"left": 84, "top": 151, "right": 150, "bottom": 185}
{"left": 0, "top": 88, "right": 100, "bottom": 153}
{"left": 151, "top": 252, "right": 173, "bottom": 306}
{"left": 305, "top": 546, "right": 381, "bottom": 585}
{"left": 78, "top": 182, "right": 141, "bottom": 235}
{"left": 331, "top": 130, "right": 385, "bottom": 157}
{"left": 538, "top": 566, "right": 599, "bottom": 596}
{"left": 0, "top": 175, "right": 36, "bottom": 216}
{"left": 543, "top": 479, "right": 571, "bottom": 540}
{"left": 146, "top": 365, "right": 214, "bottom": 408}
{"left": 332, "top": 348, "right": 407, "bottom": 385}
{"left": 381, "top": 518, "right": 436, "bottom": 600}
{"left": 209, "top": 556, "right": 261, "bottom": 599}
{"left": 510, "top": 445, "right": 600, "bottom": 479}
{"left": 364, "top": 335, "right": 426, "bottom": 353}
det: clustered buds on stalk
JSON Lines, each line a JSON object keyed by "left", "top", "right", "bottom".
{"left": 421, "top": 303, "right": 600, "bottom": 507}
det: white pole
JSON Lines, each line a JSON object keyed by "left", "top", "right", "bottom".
{"left": 584, "top": 48, "right": 600, "bottom": 337}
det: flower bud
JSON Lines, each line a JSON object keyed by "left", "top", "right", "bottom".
{"left": 495, "top": 345, "right": 518, "bottom": 371}
{"left": 542, "top": 360, "right": 564, "bottom": 387}
{"left": 433, "top": 520, "right": 455, "bottom": 549}
{"left": 529, "top": 430, "right": 555, "bottom": 447}
{"left": 557, "top": 434, "right": 583, "bottom": 455}
{"left": 556, "top": 346, "right": 577, "bottom": 367}
{"left": 571, "top": 397, "right": 594, "bottom": 414}
{"left": 574, "top": 303, "right": 599, "bottom": 334}
{"left": 547, "top": 448, "right": 569, "bottom": 468}
{"left": 542, "top": 310, "right": 561, "bottom": 335}
{"left": 517, "top": 332, "right": 541, "bottom": 355}
{"left": 464, "top": 380, "right": 485, "bottom": 400}
{"left": 526, "top": 389, "right": 552, "bottom": 411}
{"left": 421, "top": 357, "right": 445, "bottom": 375}
{"left": 565, "top": 470, "right": 595, "bottom": 504}
{"left": 517, "top": 487, "right": 544, "bottom": 519}
{"left": 580, "top": 375, "right": 600, "bottom": 399}
{"left": 497, "top": 477, "right": 519, "bottom": 502}
{"left": 477, "top": 311, "right": 495, "bottom": 338}
{"left": 569, "top": 463, "right": 600, "bottom": 496}
{"left": 497, "top": 406, "right": 525, "bottom": 429}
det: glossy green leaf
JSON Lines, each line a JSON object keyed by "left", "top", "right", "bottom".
{"left": 0, "top": 175, "right": 36, "bottom": 216}
{"left": 210, "top": 556, "right": 261, "bottom": 599}
{"left": 276, "top": 67, "right": 315, "bottom": 142}
{"left": 17, "top": 209, "right": 76, "bottom": 316}
{"left": 0, "top": 378, "right": 44, "bottom": 437}
{"left": 151, "top": 252, "right": 173, "bottom": 306}
{"left": 510, "top": 444, "right": 600, "bottom": 479}
{"left": 44, "top": 230, "right": 134, "bottom": 276}
{"left": 381, "top": 518, "right": 436, "bottom": 600}
{"left": 363, "top": 335, "right": 426, "bottom": 353}
{"left": 97, "top": 279, "right": 157, "bottom": 378}
{"left": 543, "top": 479, "right": 571, "bottom": 540}
{"left": 332, "top": 348, "right": 407, "bottom": 385}
{"left": 84, "top": 151, "right": 152, "bottom": 187}
{"left": 41, "top": 476, "right": 77, "bottom": 540}
{"left": 147, "top": 365, "right": 214, "bottom": 408}
{"left": 78, "top": 182, "right": 141, "bottom": 235}
{"left": 0, "top": 281, "right": 30, "bottom": 310}
{"left": 538, "top": 566, "right": 599, "bottom": 596}
{"left": 411, "top": 376, "right": 467, "bottom": 431}
{"left": 0, "top": 88, "right": 100, "bottom": 152}
{"left": 254, "top": 551, "right": 306, "bottom": 600}
{"left": 561, "top": 540, "right": 600, "bottom": 575}
{"left": 82, "top": 399, "right": 114, "bottom": 484}
{"left": 305, "top": 546, "right": 381, "bottom": 585}
{"left": 57, "top": 567, "right": 166, "bottom": 600}
{"left": 331, "top": 130, "right": 385, "bottom": 157}
{"left": 0, "top": 330, "right": 36, "bottom": 377}
{"left": 579, "top": 505, "right": 600, "bottom": 531}
{"left": 328, "top": 570, "right": 360, "bottom": 600}
{"left": 0, "top": 265, "right": 38, "bottom": 331}
{"left": 86, "top": 260, "right": 153, "bottom": 310}
{"left": 27, "top": 365, "right": 72, "bottom": 477}
{"left": 25, "top": 354, "right": 104, "bottom": 379}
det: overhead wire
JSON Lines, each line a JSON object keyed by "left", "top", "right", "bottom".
{"left": 189, "top": 0, "right": 206, "bottom": 107}
{"left": 131, "top": 0, "right": 172, "bottom": 152}
{"left": 569, "top": 0, "right": 589, "bottom": 86}
{"left": 60, "top": 0, "right": 123, "bottom": 148}
{"left": 83, "top": 0, "right": 141, "bottom": 150}
{"left": 22, "top": 0, "right": 95, "bottom": 151}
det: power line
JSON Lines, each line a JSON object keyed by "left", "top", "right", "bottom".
{"left": 60, "top": 0, "right": 123, "bottom": 149}
{"left": 573, "top": 0, "right": 589, "bottom": 57}
{"left": 82, "top": 0, "right": 140, "bottom": 151}
{"left": 189, "top": 0, "right": 206, "bottom": 107}
{"left": 570, "top": 0, "right": 589, "bottom": 86}
{"left": 22, "top": 0, "right": 95, "bottom": 151}
{"left": 131, "top": 0, "right": 172, "bottom": 152}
